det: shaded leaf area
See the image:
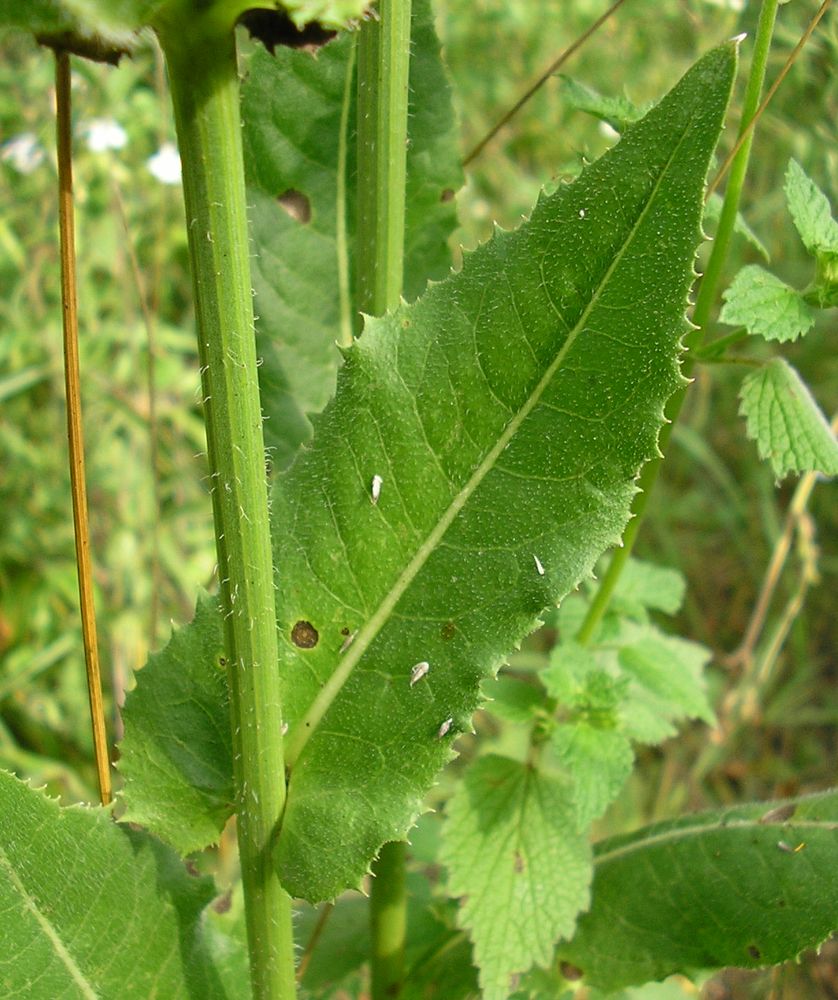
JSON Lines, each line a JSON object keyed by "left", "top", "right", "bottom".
{"left": 555, "top": 790, "right": 838, "bottom": 993}
{"left": 118, "top": 594, "right": 233, "bottom": 856}
{"left": 272, "top": 44, "right": 735, "bottom": 902}
{"left": 242, "top": 0, "right": 462, "bottom": 468}
{"left": 294, "top": 870, "right": 467, "bottom": 997}
{"left": 441, "top": 755, "right": 590, "bottom": 1000}
{"left": 719, "top": 265, "right": 815, "bottom": 343}
{"left": 0, "top": 769, "right": 231, "bottom": 999}
{"left": 739, "top": 358, "right": 838, "bottom": 479}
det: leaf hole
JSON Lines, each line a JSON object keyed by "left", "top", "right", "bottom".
{"left": 291, "top": 620, "right": 319, "bottom": 648}
{"left": 239, "top": 10, "right": 336, "bottom": 54}
{"left": 277, "top": 189, "right": 312, "bottom": 224}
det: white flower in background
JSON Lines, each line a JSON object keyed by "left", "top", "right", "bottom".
{"left": 1, "top": 132, "right": 44, "bottom": 174}
{"left": 147, "top": 142, "right": 181, "bottom": 185}
{"left": 82, "top": 118, "right": 127, "bottom": 153}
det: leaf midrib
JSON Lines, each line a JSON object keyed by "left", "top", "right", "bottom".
{"left": 0, "top": 843, "right": 99, "bottom": 999}
{"left": 284, "top": 123, "right": 693, "bottom": 772}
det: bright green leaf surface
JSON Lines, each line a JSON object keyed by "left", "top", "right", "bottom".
{"left": 242, "top": 0, "right": 462, "bottom": 467}
{"left": 552, "top": 723, "right": 634, "bottom": 830}
{"left": 739, "top": 358, "right": 838, "bottom": 478}
{"left": 617, "top": 625, "right": 714, "bottom": 740}
{"left": 612, "top": 557, "right": 686, "bottom": 617}
{"left": 118, "top": 594, "right": 233, "bottom": 855}
{"left": 441, "top": 755, "right": 591, "bottom": 1000}
{"left": 719, "top": 265, "right": 815, "bottom": 342}
{"left": 555, "top": 790, "right": 838, "bottom": 992}
{"left": 271, "top": 45, "right": 735, "bottom": 902}
{"left": 784, "top": 158, "right": 838, "bottom": 256}
{"left": 0, "top": 770, "right": 228, "bottom": 999}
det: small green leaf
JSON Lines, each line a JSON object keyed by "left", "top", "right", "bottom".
{"left": 560, "top": 76, "right": 649, "bottom": 132}
{"left": 441, "top": 755, "right": 591, "bottom": 1000}
{"left": 612, "top": 558, "right": 686, "bottom": 618}
{"left": 118, "top": 594, "right": 234, "bottom": 855}
{"left": 552, "top": 723, "right": 634, "bottom": 830}
{"left": 272, "top": 44, "right": 736, "bottom": 901}
{"left": 739, "top": 358, "right": 838, "bottom": 479}
{"left": 0, "top": 769, "right": 227, "bottom": 999}
{"left": 719, "top": 265, "right": 816, "bottom": 343}
{"left": 556, "top": 790, "right": 838, "bottom": 993}
{"left": 784, "top": 158, "right": 838, "bottom": 257}
{"left": 617, "top": 625, "right": 714, "bottom": 741}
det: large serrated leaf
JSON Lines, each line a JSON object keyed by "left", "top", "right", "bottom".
{"left": 0, "top": 769, "right": 229, "bottom": 999}
{"left": 242, "top": 0, "right": 462, "bottom": 467}
{"left": 271, "top": 44, "right": 736, "bottom": 901}
{"left": 555, "top": 790, "right": 838, "bottom": 993}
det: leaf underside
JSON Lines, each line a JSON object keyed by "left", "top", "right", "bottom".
{"left": 272, "top": 43, "right": 736, "bottom": 901}
{"left": 556, "top": 790, "right": 838, "bottom": 993}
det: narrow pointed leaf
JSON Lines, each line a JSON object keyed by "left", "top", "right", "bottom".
{"left": 555, "top": 790, "right": 838, "bottom": 992}
{"left": 441, "top": 755, "right": 590, "bottom": 1000}
{"left": 739, "top": 358, "right": 838, "bottom": 478}
{"left": 0, "top": 770, "right": 228, "bottom": 999}
{"left": 272, "top": 44, "right": 737, "bottom": 901}
{"left": 242, "top": 0, "right": 462, "bottom": 467}
{"left": 720, "top": 264, "right": 815, "bottom": 342}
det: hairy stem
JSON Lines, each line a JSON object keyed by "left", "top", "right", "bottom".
{"left": 156, "top": 15, "right": 295, "bottom": 999}
{"left": 356, "top": 3, "right": 413, "bottom": 996}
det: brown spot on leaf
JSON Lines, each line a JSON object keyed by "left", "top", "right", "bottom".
{"left": 441, "top": 188, "right": 455, "bottom": 202}
{"left": 340, "top": 627, "right": 351, "bottom": 636}
{"left": 277, "top": 189, "right": 311, "bottom": 224}
{"left": 291, "top": 620, "right": 319, "bottom": 648}
{"left": 513, "top": 850, "right": 525, "bottom": 873}
{"left": 747, "top": 945, "right": 762, "bottom": 961}
{"left": 559, "top": 962, "right": 583, "bottom": 981}
{"left": 441, "top": 621, "right": 456, "bottom": 641}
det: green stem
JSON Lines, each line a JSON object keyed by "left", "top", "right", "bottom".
{"left": 356, "top": 0, "right": 412, "bottom": 315}
{"left": 355, "top": 4, "right": 413, "bottom": 996}
{"left": 689, "top": 0, "right": 781, "bottom": 342}
{"left": 370, "top": 841, "right": 408, "bottom": 1000}
{"left": 156, "top": 14, "right": 295, "bottom": 999}
{"left": 576, "top": 7, "right": 779, "bottom": 644}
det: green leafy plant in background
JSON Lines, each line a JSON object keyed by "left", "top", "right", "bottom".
{"left": 1, "top": 2, "right": 837, "bottom": 999}
{"left": 719, "top": 159, "right": 838, "bottom": 478}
